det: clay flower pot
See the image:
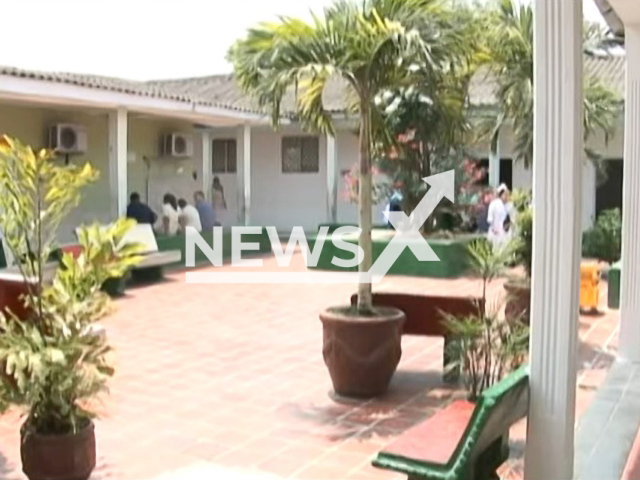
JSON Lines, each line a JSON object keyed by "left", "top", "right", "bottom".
{"left": 21, "top": 420, "right": 96, "bottom": 480}
{"left": 504, "top": 280, "right": 531, "bottom": 325}
{"left": 320, "top": 306, "right": 406, "bottom": 398}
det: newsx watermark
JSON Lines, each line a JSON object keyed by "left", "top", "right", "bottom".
{"left": 185, "top": 170, "right": 454, "bottom": 284}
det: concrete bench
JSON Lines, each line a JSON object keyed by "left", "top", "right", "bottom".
{"left": 121, "top": 224, "right": 181, "bottom": 282}
{"left": 350, "top": 292, "right": 483, "bottom": 380}
{"left": 372, "top": 365, "right": 529, "bottom": 480}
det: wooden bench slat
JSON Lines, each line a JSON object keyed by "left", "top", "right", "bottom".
{"left": 372, "top": 366, "right": 529, "bottom": 480}
{"left": 382, "top": 400, "right": 474, "bottom": 465}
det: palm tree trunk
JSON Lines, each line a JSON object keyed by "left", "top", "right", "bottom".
{"left": 357, "top": 105, "right": 373, "bottom": 311}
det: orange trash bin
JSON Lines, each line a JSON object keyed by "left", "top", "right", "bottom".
{"left": 580, "top": 263, "right": 600, "bottom": 311}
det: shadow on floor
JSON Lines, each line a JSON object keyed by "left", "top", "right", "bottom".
{"left": 577, "top": 340, "right": 615, "bottom": 373}
{"left": 281, "top": 370, "right": 459, "bottom": 443}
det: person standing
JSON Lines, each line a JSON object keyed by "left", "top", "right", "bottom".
{"left": 487, "top": 184, "right": 511, "bottom": 250}
{"left": 126, "top": 192, "right": 157, "bottom": 225}
{"left": 212, "top": 176, "right": 227, "bottom": 226}
{"left": 384, "top": 188, "right": 403, "bottom": 228}
{"left": 194, "top": 191, "right": 217, "bottom": 231}
{"left": 178, "top": 198, "right": 202, "bottom": 233}
{"left": 160, "top": 193, "right": 180, "bottom": 236}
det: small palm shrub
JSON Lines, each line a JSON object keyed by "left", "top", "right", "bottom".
{"left": 443, "top": 239, "right": 529, "bottom": 400}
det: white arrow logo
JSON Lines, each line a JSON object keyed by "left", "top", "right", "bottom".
{"left": 363, "top": 170, "right": 455, "bottom": 282}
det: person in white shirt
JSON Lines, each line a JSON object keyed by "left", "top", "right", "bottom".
{"left": 160, "top": 193, "right": 180, "bottom": 236}
{"left": 177, "top": 198, "right": 202, "bottom": 233}
{"left": 487, "top": 184, "right": 511, "bottom": 250}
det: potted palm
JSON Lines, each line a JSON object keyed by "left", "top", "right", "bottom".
{"left": 230, "top": 0, "right": 476, "bottom": 398}
{"left": 0, "top": 136, "right": 142, "bottom": 480}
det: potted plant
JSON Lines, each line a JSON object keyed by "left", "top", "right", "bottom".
{"left": 230, "top": 0, "right": 480, "bottom": 397}
{"left": 504, "top": 190, "right": 532, "bottom": 325}
{"left": 0, "top": 135, "right": 142, "bottom": 480}
{"left": 443, "top": 239, "right": 529, "bottom": 400}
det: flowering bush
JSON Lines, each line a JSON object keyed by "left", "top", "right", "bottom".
{"left": 341, "top": 164, "right": 390, "bottom": 204}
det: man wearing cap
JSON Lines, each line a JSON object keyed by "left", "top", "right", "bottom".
{"left": 487, "top": 184, "right": 511, "bottom": 250}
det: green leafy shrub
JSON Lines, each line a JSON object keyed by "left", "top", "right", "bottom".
{"left": 443, "top": 239, "right": 529, "bottom": 400}
{"left": 0, "top": 135, "right": 142, "bottom": 435}
{"left": 582, "top": 208, "right": 622, "bottom": 264}
{"left": 509, "top": 189, "right": 533, "bottom": 277}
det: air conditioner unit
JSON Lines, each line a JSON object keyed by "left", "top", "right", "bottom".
{"left": 48, "top": 124, "right": 88, "bottom": 154}
{"left": 160, "top": 133, "right": 193, "bottom": 158}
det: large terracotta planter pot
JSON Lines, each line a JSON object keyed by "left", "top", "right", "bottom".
{"left": 320, "top": 306, "right": 406, "bottom": 398}
{"left": 21, "top": 420, "right": 96, "bottom": 480}
{"left": 504, "top": 281, "right": 531, "bottom": 326}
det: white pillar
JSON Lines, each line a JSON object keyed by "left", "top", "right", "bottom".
{"left": 326, "top": 134, "right": 338, "bottom": 223}
{"left": 619, "top": 27, "right": 640, "bottom": 362}
{"left": 201, "top": 130, "right": 212, "bottom": 200}
{"left": 236, "top": 125, "right": 251, "bottom": 226}
{"left": 488, "top": 128, "right": 500, "bottom": 188}
{"left": 525, "top": 1, "right": 582, "bottom": 479}
{"left": 108, "top": 108, "right": 127, "bottom": 219}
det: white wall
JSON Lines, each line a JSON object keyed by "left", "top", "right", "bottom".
{"left": 127, "top": 116, "right": 203, "bottom": 217}
{"left": 0, "top": 101, "right": 111, "bottom": 242}
{"left": 249, "top": 126, "right": 326, "bottom": 231}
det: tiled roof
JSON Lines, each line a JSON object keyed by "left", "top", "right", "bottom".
{"left": 150, "top": 55, "right": 626, "bottom": 111}
{"left": 0, "top": 66, "right": 259, "bottom": 114}
{"left": 147, "top": 74, "right": 355, "bottom": 115}
{"left": 0, "top": 54, "right": 625, "bottom": 118}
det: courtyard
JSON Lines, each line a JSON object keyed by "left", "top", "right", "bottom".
{"left": 0, "top": 250, "right": 619, "bottom": 480}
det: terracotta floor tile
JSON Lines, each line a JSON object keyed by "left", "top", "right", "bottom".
{"left": 0, "top": 251, "right": 620, "bottom": 480}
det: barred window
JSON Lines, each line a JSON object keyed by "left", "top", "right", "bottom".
{"left": 282, "top": 136, "right": 319, "bottom": 173}
{"left": 212, "top": 139, "right": 237, "bottom": 173}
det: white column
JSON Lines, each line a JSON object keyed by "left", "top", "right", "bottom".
{"left": 108, "top": 108, "right": 127, "bottom": 219}
{"left": 525, "top": 1, "right": 582, "bottom": 479}
{"left": 201, "top": 130, "right": 212, "bottom": 200}
{"left": 488, "top": 128, "right": 500, "bottom": 188}
{"left": 619, "top": 27, "right": 640, "bottom": 362}
{"left": 326, "top": 134, "right": 338, "bottom": 223}
{"left": 236, "top": 125, "right": 251, "bottom": 226}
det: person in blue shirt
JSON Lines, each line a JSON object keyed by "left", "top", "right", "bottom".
{"left": 126, "top": 192, "right": 157, "bottom": 225}
{"left": 193, "top": 191, "right": 217, "bottom": 231}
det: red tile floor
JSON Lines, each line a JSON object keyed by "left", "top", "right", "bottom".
{"left": 0, "top": 252, "right": 619, "bottom": 480}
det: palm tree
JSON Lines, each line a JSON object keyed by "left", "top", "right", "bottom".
{"left": 486, "top": 0, "right": 620, "bottom": 169}
{"left": 229, "top": 0, "right": 454, "bottom": 311}
{"left": 374, "top": 4, "right": 486, "bottom": 225}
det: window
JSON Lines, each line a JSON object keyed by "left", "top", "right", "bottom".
{"left": 282, "top": 136, "right": 319, "bottom": 173}
{"left": 212, "top": 139, "right": 237, "bottom": 173}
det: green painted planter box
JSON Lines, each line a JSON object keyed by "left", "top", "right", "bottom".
{"left": 608, "top": 260, "right": 621, "bottom": 310}
{"left": 318, "top": 223, "right": 387, "bottom": 233}
{"left": 308, "top": 229, "right": 479, "bottom": 278}
{"left": 155, "top": 227, "right": 272, "bottom": 269}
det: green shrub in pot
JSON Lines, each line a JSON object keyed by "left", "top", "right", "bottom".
{"left": 0, "top": 135, "right": 143, "bottom": 480}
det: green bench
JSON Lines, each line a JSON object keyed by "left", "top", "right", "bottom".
{"left": 372, "top": 365, "right": 529, "bottom": 480}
